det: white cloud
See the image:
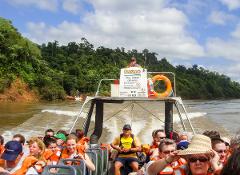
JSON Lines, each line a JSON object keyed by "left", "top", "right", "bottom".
{"left": 219, "top": 0, "right": 240, "bottom": 10}
{"left": 206, "top": 37, "right": 240, "bottom": 61}
{"left": 209, "top": 63, "right": 240, "bottom": 82}
{"left": 208, "top": 11, "right": 235, "bottom": 25}
{"left": 62, "top": 0, "right": 84, "bottom": 14}
{"left": 7, "top": 0, "right": 58, "bottom": 12}
{"left": 231, "top": 24, "right": 240, "bottom": 39}
{"left": 25, "top": 0, "right": 204, "bottom": 60}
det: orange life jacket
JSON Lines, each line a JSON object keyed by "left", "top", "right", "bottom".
{"left": 152, "top": 156, "right": 188, "bottom": 175}
{"left": 150, "top": 141, "right": 159, "bottom": 149}
{"left": 11, "top": 155, "right": 38, "bottom": 175}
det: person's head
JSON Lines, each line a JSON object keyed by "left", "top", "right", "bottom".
{"left": 12, "top": 134, "right": 25, "bottom": 146}
{"left": 0, "top": 135, "right": 4, "bottom": 146}
{"left": 202, "top": 130, "right": 220, "bottom": 140}
{"left": 28, "top": 137, "right": 45, "bottom": 159}
{"left": 230, "top": 135, "right": 240, "bottom": 151}
{"left": 158, "top": 139, "right": 176, "bottom": 158}
{"left": 76, "top": 129, "right": 84, "bottom": 140}
{"left": 122, "top": 124, "right": 132, "bottom": 137}
{"left": 54, "top": 133, "right": 67, "bottom": 146}
{"left": 178, "top": 134, "right": 213, "bottom": 175}
{"left": 66, "top": 134, "right": 78, "bottom": 154}
{"left": 1, "top": 141, "right": 23, "bottom": 168}
{"left": 44, "top": 137, "right": 57, "bottom": 152}
{"left": 57, "top": 130, "right": 68, "bottom": 136}
{"left": 221, "top": 137, "right": 230, "bottom": 150}
{"left": 131, "top": 56, "right": 136, "bottom": 63}
{"left": 154, "top": 129, "right": 166, "bottom": 144}
{"left": 220, "top": 149, "right": 240, "bottom": 175}
{"left": 45, "top": 129, "right": 54, "bottom": 137}
{"left": 179, "top": 132, "right": 188, "bottom": 141}
{"left": 187, "top": 153, "right": 211, "bottom": 175}
{"left": 212, "top": 138, "right": 227, "bottom": 163}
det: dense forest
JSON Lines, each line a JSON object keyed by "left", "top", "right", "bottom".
{"left": 1, "top": 17, "right": 240, "bottom": 100}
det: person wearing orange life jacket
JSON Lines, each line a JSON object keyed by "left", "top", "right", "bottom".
{"left": 210, "top": 137, "right": 228, "bottom": 174}
{"left": 149, "top": 130, "right": 166, "bottom": 159}
{"left": 111, "top": 124, "right": 141, "bottom": 175}
{"left": 43, "top": 137, "right": 61, "bottom": 165}
{"left": 11, "top": 137, "right": 46, "bottom": 175}
{"left": 146, "top": 138, "right": 187, "bottom": 175}
{"left": 61, "top": 134, "right": 95, "bottom": 171}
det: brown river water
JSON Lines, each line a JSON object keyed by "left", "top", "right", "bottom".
{"left": 0, "top": 99, "right": 239, "bottom": 144}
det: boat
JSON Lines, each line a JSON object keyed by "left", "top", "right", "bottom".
{"left": 43, "top": 67, "right": 196, "bottom": 175}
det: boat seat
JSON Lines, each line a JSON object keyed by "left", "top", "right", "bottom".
{"left": 59, "top": 158, "right": 87, "bottom": 175}
{"left": 85, "top": 151, "right": 98, "bottom": 175}
{"left": 42, "top": 164, "right": 78, "bottom": 175}
{"left": 100, "top": 146, "right": 109, "bottom": 175}
{"left": 88, "top": 148, "right": 103, "bottom": 175}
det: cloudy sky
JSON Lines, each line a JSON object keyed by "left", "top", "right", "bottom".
{"left": 1, "top": 0, "right": 240, "bottom": 82}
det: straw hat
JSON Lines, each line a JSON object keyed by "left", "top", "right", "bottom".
{"left": 178, "top": 134, "right": 212, "bottom": 155}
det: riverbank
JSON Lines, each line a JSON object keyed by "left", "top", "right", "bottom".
{"left": 0, "top": 78, "right": 39, "bottom": 102}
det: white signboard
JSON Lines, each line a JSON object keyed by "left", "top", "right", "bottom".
{"left": 119, "top": 67, "right": 148, "bottom": 97}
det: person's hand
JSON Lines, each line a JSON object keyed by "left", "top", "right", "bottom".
{"left": 165, "top": 150, "right": 180, "bottom": 163}
{"left": 122, "top": 148, "right": 131, "bottom": 153}
{"left": 77, "top": 154, "right": 84, "bottom": 159}
{"left": 210, "top": 149, "right": 220, "bottom": 164}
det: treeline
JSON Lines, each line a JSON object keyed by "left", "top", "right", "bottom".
{"left": 1, "top": 17, "right": 240, "bottom": 100}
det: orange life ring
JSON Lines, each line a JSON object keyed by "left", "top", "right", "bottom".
{"left": 149, "top": 75, "right": 173, "bottom": 98}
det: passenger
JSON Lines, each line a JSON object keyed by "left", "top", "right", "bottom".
{"left": 202, "top": 130, "right": 221, "bottom": 140}
{"left": 0, "top": 141, "right": 23, "bottom": 173}
{"left": 61, "top": 134, "right": 95, "bottom": 171}
{"left": 45, "top": 129, "right": 55, "bottom": 137}
{"left": 177, "top": 132, "right": 189, "bottom": 150}
{"left": 2, "top": 137, "right": 46, "bottom": 175}
{"left": 211, "top": 137, "right": 228, "bottom": 173}
{"left": 43, "top": 137, "right": 60, "bottom": 165}
{"left": 11, "top": 134, "right": 29, "bottom": 171}
{"left": 221, "top": 137, "right": 230, "bottom": 151}
{"left": 147, "top": 134, "right": 219, "bottom": 175}
{"left": 0, "top": 135, "right": 5, "bottom": 167}
{"left": 127, "top": 57, "right": 141, "bottom": 68}
{"left": 220, "top": 149, "right": 240, "bottom": 175}
{"left": 150, "top": 129, "right": 166, "bottom": 159}
{"left": 110, "top": 124, "right": 141, "bottom": 175}
{"left": 54, "top": 133, "right": 67, "bottom": 150}
{"left": 146, "top": 138, "right": 187, "bottom": 175}
{"left": 230, "top": 135, "right": 240, "bottom": 151}
{"left": 76, "top": 129, "right": 89, "bottom": 146}
{"left": 56, "top": 130, "right": 68, "bottom": 137}
{"left": 12, "top": 134, "right": 26, "bottom": 146}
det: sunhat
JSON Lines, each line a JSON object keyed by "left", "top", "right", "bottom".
{"left": 178, "top": 134, "right": 212, "bottom": 155}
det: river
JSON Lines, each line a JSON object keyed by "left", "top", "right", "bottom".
{"left": 0, "top": 99, "right": 239, "bottom": 144}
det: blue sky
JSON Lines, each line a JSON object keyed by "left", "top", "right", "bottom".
{"left": 1, "top": 0, "right": 240, "bottom": 82}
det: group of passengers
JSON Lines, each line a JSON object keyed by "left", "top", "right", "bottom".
{"left": 111, "top": 124, "right": 240, "bottom": 175}
{"left": 0, "top": 129, "right": 95, "bottom": 174}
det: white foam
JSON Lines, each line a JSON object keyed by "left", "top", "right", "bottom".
{"left": 42, "top": 109, "right": 78, "bottom": 116}
{"left": 173, "top": 112, "right": 207, "bottom": 123}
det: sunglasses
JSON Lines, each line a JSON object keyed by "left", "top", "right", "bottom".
{"left": 159, "top": 137, "right": 166, "bottom": 139}
{"left": 189, "top": 157, "right": 209, "bottom": 163}
{"left": 163, "top": 150, "right": 175, "bottom": 154}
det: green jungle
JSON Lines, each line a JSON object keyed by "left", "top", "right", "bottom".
{"left": 1, "top": 17, "right": 240, "bottom": 100}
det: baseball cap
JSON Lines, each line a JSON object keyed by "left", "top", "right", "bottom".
{"left": 54, "top": 133, "right": 67, "bottom": 141}
{"left": 1, "top": 141, "right": 22, "bottom": 161}
{"left": 123, "top": 124, "right": 131, "bottom": 130}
